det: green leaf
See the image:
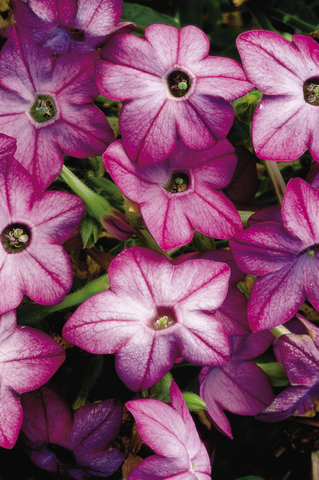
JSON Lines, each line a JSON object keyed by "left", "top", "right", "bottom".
{"left": 232, "top": 89, "right": 263, "bottom": 124}
{"left": 121, "top": 3, "right": 180, "bottom": 35}
{"left": 256, "top": 362, "right": 290, "bottom": 387}
{"left": 265, "top": 0, "right": 319, "bottom": 33}
{"left": 81, "top": 210, "right": 102, "bottom": 249}
{"left": 182, "top": 392, "right": 207, "bottom": 411}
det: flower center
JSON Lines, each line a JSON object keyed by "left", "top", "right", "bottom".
{"left": 153, "top": 308, "right": 175, "bottom": 330}
{"left": 1, "top": 223, "right": 31, "bottom": 253}
{"left": 64, "top": 26, "right": 85, "bottom": 41}
{"left": 46, "top": 443, "right": 76, "bottom": 464}
{"left": 304, "top": 78, "right": 319, "bottom": 105}
{"left": 30, "top": 95, "right": 56, "bottom": 123}
{"left": 164, "top": 172, "right": 190, "bottom": 193}
{"left": 300, "top": 246, "right": 316, "bottom": 258}
{"left": 167, "top": 70, "right": 191, "bottom": 98}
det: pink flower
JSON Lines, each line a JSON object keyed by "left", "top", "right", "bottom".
{"left": 0, "top": 154, "right": 84, "bottom": 314}
{"left": 12, "top": 0, "right": 135, "bottom": 54}
{"left": 230, "top": 177, "right": 319, "bottom": 331}
{"left": 0, "top": 27, "right": 114, "bottom": 192}
{"left": 21, "top": 382, "right": 125, "bottom": 479}
{"left": 236, "top": 30, "right": 319, "bottom": 162}
{"left": 0, "top": 310, "right": 65, "bottom": 449}
{"left": 103, "top": 139, "right": 242, "bottom": 250}
{"left": 96, "top": 24, "right": 252, "bottom": 166}
{"left": 63, "top": 247, "right": 231, "bottom": 391}
{"left": 126, "top": 381, "right": 211, "bottom": 479}
{"left": 200, "top": 331, "right": 274, "bottom": 438}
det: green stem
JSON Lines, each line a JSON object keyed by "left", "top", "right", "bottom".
{"left": 262, "top": 160, "right": 286, "bottom": 206}
{"left": 17, "top": 274, "right": 109, "bottom": 325}
{"left": 270, "top": 325, "right": 291, "bottom": 338}
{"left": 60, "top": 165, "right": 113, "bottom": 220}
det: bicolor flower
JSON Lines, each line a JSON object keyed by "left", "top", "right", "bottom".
{"left": 0, "top": 310, "right": 65, "bottom": 449}
{"left": 103, "top": 139, "right": 242, "bottom": 250}
{"left": 200, "top": 331, "right": 274, "bottom": 438}
{"left": 230, "top": 177, "right": 319, "bottom": 331}
{"left": 12, "top": 0, "right": 135, "bottom": 54}
{"left": 126, "top": 381, "right": 211, "bottom": 479}
{"left": 63, "top": 246, "right": 231, "bottom": 391}
{"left": 0, "top": 27, "right": 113, "bottom": 192}
{"left": 96, "top": 24, "right": 252, "bottom": 166}
{"left": 0, "top": 154, "right": 84, "bottom": 314}
{"left": 21, "top": 382, "right": 124, "bottom": 479}
{"left": 237, "top": 30, "right": 319, "bottom": 162}
{"left": 258, "top": 316, "right": 319, "bottom": 422}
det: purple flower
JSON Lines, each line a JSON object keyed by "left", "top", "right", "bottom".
{"left": 96, "top": 24, "right": 252, "bottom": 166}
{"left": 236, "top": 30, "right": 319, "bottom": 162}
{"left": 200, "top": 331, "right": 274, "bottom": 438}
{"left": 0, "top": 154, "right": 84, "bottom": 314}
{"left": 21, "top": 382, "right": 125, "bottom": 479}
{"left": 12, "top": 0, "right": 135, "bottom": 54}
{"left": 126, "top": 381, "right": 211, "bottom": 479}
{"left": 63, "top": 246, "right": 231, "bottom": 391}
{"left": 230, "top": 177, "right": 319, "bottom": 332}
{"left": 0, "top": 27, "right": 114, "bottom": 192}
{"left": 257, "top": 316, "right": 319, "bottom": 422}
{"left": 0, "top": 310, "right": 65, "bottom": 449}
{"left": 103, "top": 139, "right": 242, "bottom": 250}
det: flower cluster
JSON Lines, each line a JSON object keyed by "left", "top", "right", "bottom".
{"left": 1, "top": 0, "right": 319, "bottom": 478}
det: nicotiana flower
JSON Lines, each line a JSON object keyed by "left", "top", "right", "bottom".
{"left": 0, "top": 27, "right": 114, "bottom": 192}
{"left": 21, "top": 382, "right": 124, "bottom": 479}
{"left": 0, "top": 310, "right": 65, "bottom": 449}
{"left": 103, "top": 139, "right": 242, "bottom": 250}
{"left": 63, "top": 246, "right": 231, "bottom": 391}
{"left": 96, "top": 24, "right": 252, "bottom": 166}
{"left": 12, "top": 0, "right": 135, "bottom": 54}
{"left": 230, "top": 177, "right": 319, "bottom": 332}
{"left": 0, "top": 154, "right": 84, "bottom": 314}
{"left": 200, "top": 331, "right": 274, "bottom": 438}
{"left": 236, "top": 30, "right": 319, "bottom": 162}
{"left": 126, "top": 381, "right": 211, "bottom": 479}
{"left": 257, "top": 316, "right": 319, "bottom": 422}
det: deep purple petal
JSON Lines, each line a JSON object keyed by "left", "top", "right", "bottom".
{"left": 21, "top": 383, "right": 73, "bottom": 446}
{"left": 257, "top": 386, "right": 312, "bottom": 422}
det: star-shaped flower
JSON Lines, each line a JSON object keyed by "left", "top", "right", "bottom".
{"left": 237, "top": 31, "right": 319, "bottom": 162}
{"left": 63, "top": 247, "right": 231, "bottom": 391}
{"left": 0, "top": 27, "right": 113, "bottom": 192}
{"left": 96, "top": 24, "right": 252, "bottom": 166}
